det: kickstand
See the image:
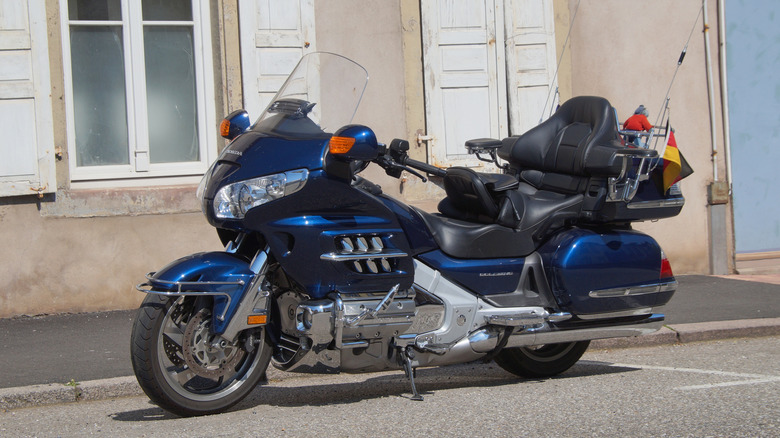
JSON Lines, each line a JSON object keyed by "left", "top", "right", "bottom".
{"left": 401, "top": 347, "right": 424, "bottom": 401}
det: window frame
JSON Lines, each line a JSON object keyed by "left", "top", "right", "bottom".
{"left": 59, "top": 0, "right": 217, "bottom": 183}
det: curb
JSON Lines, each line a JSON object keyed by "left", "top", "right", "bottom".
{"left": 2, "top": 318, "right": 779, "bottom": 412}
{"left": 0, "top": 376, "right": 143, "bottom": 411}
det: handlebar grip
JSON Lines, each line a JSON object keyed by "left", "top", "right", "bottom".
{"left": 403, "top": 157, "right": 447, "bottom": 177}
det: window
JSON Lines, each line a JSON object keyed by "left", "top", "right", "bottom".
{"left": 61, "top": 0, "right": 215, "bottom": 182}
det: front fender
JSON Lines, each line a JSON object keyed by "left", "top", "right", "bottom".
{"left": 141, "top": 251, "right": 255, "bottom": 334}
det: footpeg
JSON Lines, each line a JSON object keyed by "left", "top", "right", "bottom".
{"left": 487, "top": 310, "right": 548, "bottom": 327}
{"left": 400, "top": 347, "right": 423, "bottom": 401}
{"left": 414, "top": 339, "right": 447, "bottom": 355}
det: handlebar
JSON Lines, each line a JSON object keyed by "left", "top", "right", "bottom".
{"left": 402, "top": 157, "right": 447, "bottom": 178}
{"left": 377, "top": 138, "right": 447, "bottom": 181}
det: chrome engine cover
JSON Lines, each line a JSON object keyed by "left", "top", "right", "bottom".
{"left": 278, "top": 285, "right": 448, "bottom": 372}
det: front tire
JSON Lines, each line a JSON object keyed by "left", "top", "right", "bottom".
{"left": 131, "top": 294, "right": 272, "bottom": 416}
{"left": 494, "top": 341, "right": 590, "bottom": 378}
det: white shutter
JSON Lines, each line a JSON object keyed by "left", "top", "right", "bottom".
{"left": 0, "top": 0, "right": 55, "bottom": 197}
{"left": 504, "top": 0, "right": 557, "bottom": 135}
{"left": 239, "top": 0, "right": 315, "bottom": 117}
{"left": 421, "top": 0, "right": 508, "bottom": 169}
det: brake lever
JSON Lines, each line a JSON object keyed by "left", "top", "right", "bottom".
{"left": 398, "top": 164, "right": 427, "bottom": 183}
{"left": 376, "top": 156, "right": 428, "bottom": 183}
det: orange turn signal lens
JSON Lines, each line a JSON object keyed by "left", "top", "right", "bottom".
{"left": 247, "top": 314, "right": 267, "bottom": 325}
{"left": 219, "top": 119, "right": 231, "bottom": 138}
{"left": 329, "top": 136, "right": 355, "bottom": 154}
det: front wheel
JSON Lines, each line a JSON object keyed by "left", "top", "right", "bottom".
{"left": 130, "top": 294, "right": 272, "bottom": 416}
{"left": 494, "top": 341, "right": 590, "bottom": 378}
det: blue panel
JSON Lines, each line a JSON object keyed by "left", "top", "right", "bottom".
{"left": 726, "top": 0, "right": 780, "bottom": 252}
{"left": 418, "top": 250, "right": 525, "bottom": 295}
{"left": 538, "top": 228, "right": 666, "bottom": 315}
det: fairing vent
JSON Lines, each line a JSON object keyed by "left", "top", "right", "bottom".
{"left": 320, "top": 235, "right": 407, "bottom": 274}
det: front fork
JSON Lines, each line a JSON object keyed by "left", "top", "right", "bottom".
{"left": 218, "top": 247, "right": 272, "bottom": 342}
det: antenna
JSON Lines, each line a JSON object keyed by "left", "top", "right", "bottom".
{"left": 654, "top": 3, "right": 704, "bottom": 127}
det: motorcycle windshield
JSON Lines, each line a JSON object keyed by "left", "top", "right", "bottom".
{"left": 251, "top": 52, "right": 368, "bottom": 138}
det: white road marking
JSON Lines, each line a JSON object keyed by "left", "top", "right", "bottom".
{"left": 676, "top": 378, "right": 780, "bottom": 390}
{"left": 604, "top": 363, "right": 780, "bottom": 390}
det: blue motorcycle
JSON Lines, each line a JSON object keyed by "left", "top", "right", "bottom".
{"left": 131, "top": 52, "right": 685, "bottom": 416}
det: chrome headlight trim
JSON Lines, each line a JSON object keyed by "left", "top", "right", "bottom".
{"left": 213, "top": 168, "right": 309, "bottom": 219}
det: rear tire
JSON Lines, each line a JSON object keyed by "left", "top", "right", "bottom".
{"left": 130, "top": 294, "right": 272, "bottom": 416}
{"left": 494, "top": 341, "right": 590, "bottom": 378}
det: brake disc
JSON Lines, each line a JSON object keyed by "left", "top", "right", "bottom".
{"left": 182, "top": 309, "right": 245, "bottom": 379}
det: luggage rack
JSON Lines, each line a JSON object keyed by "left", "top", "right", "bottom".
{"left": 609, "top": 104, "right": 672, "bottom": 204}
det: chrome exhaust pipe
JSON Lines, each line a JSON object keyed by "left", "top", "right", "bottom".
{"left": 504, "top": 314, "right": 665, "bottom": 348}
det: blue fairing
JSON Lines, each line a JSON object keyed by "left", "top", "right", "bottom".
{"left": 378, "top": 197, "right": 438, "bottom": 256}
{"left": 201, "top": 131, "right": 330, "bottom": 210}
{"left": 418, "top": 250, "right": 525, "bottom": 295}
{"left": 147, "top": 252, "right": 254, "bottom": 334}
{"left": 238, "top": 169, "right": 416, "bottom": 298}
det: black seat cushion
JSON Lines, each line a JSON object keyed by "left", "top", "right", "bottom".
{"left": 504, "top": 186, "right": 583, "bottom": 233}
{"left": 440, "top": 168, "right": 519, "bottom": 224}
{"left": 498, "top": 96, "right": 625, "bottom": 194}
{"left": 413, "top": 207, "right": 537, "bottom": 258}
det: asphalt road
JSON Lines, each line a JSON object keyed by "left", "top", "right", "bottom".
{"left": 1, "top": 337, "right": 778, "bottom": 437}
{"left": 0, "top": 275, "right": 778, "bottom": 389}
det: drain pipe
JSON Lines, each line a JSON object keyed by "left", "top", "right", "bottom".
{"left": 703, "top": 0, "right": 730, "bottom": 274}
{"left": 717, "top": 0, "right": 733, "bottom": 190}
{"left": 703, "top": 0, "right": 719, "bottom": 182}
{"left": 717, "top": 0, "right": 736, "bottom": 274}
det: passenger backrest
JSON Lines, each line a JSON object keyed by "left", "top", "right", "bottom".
{"left": 498, "top": 96, "right": 624, "bottom": 194}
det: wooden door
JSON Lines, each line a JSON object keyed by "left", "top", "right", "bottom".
{"left": 0, "top": 0, "right": 55, "bottom": 197}
{"left": 421, "top": 0, "right": 508, "bottom": 168}
{"left": 239, "top": 0, "right": 315, "bottom": 117}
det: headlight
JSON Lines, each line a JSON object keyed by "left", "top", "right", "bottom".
{"left": 213, "top": 169, "right": 308, "bottom": 219}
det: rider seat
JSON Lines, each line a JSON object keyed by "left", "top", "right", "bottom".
{"left": 430, "top": 96, "right": 628, "bottom": 259}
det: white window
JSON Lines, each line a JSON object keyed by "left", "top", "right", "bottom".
{"left": 61, "top": 0, "right": 216, "bottom": 183}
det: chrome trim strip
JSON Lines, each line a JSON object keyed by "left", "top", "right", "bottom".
{"left": 576, "top": 307, "right": 655, "bottom": 320}
{"left": 341, "top": 341, "right": 370, "bottom": 349}
{"left": 626, "top": 198, "right": 685, "bottom": 209}
{"left": 589, "top": 280, "right": 677, "bottom": 298}
{"left": 320, "top": 249, "right": 407, "bottom": 261}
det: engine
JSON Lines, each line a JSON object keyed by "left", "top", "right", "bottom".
{"left": 271, "top": 286, "right": 446, "bottom": 372}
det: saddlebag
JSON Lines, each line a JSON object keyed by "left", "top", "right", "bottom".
{"left": 538, "top": 227, "right": 676, "bottom": 318}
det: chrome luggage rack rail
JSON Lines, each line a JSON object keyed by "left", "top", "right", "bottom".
{"left": 135, "top": 272, "right": 247, "bottom": 321}
{"left": 608, "top": 121, "right": 673, "bottom": 203}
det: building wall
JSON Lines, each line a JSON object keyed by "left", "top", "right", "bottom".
{"left": 565, "top": 0, "right": 730, "bottom": 274}
{"left": 313, "top": 0, "right": 411, "bottom": 199}
{"left": 0, "top": 0, "right": 225, "bottom": 318}
{"left": 0, "top": 0, "right": 732, "bottom": 317}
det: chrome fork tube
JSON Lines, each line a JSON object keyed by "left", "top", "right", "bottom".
{"left": 219, "top": 247, "right": 272, "bottom": 342}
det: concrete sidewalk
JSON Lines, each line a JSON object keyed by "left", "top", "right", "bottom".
{"left": 1, "top": 274, "right": 779, "bottom": 410}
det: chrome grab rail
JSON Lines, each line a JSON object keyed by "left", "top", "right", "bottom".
{"left": 135, "top": 272, "right": 246, "bottom": 321}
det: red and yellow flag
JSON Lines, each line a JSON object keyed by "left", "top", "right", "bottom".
{"left": 661, "top": 128, "right": 692, "bottom": 192}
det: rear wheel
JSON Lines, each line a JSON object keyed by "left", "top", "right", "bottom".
{"left": 494, "top": 341, "right": 590, "bottom": 378}
{"left": 130, "top": 294, "right": 272, "bottom": 416}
